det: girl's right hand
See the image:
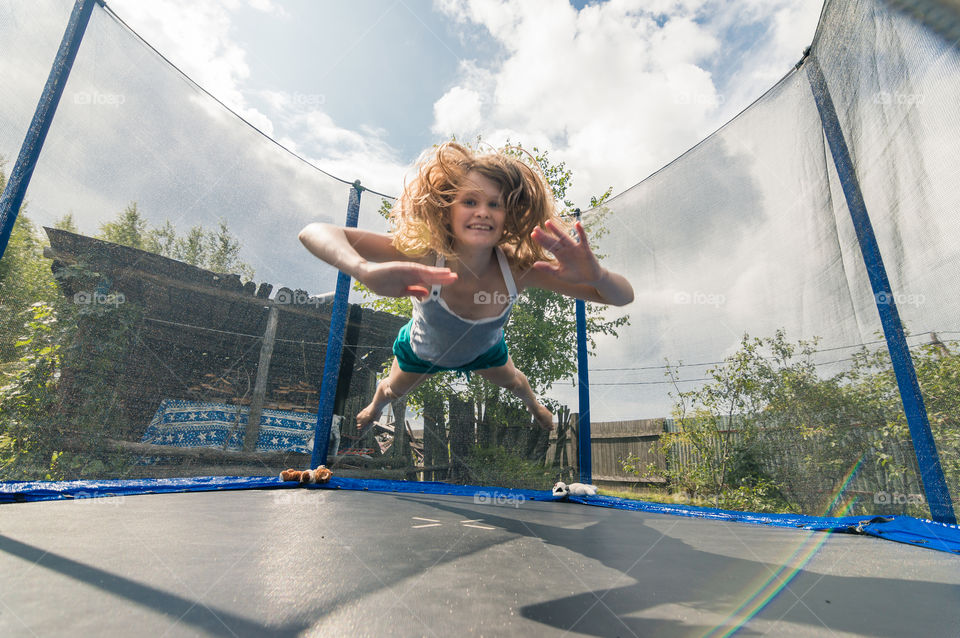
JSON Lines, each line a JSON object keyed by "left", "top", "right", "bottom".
{"left": 360, "top": 261, "right": 458, "bottom": 299}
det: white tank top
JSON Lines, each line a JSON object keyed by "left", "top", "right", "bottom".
{"left": 409, "top": 246, "right": 518, "bottom": 367}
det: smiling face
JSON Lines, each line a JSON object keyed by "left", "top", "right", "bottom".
{"left": 449, "top": 170, "right": 506, "bottom": 250}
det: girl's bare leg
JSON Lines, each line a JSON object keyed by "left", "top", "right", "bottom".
{"left": 477, "top": 357, "right": 554, "bottom": 430}
{"left": 356, "top": 358, "right": 433, "bottom": 429}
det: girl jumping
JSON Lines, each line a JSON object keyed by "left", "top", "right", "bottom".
{"left": 298, "top": 142, "right": 633, "bottom": 431}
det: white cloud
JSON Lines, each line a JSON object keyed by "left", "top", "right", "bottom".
{"left": 107, "top": 1, "right": 250, "bottom": 112}
{"left": 99, "top": 0, "right": 821, "bottom": 210}
{"left": 431, "top": 0, "right": 821, "bottom": 206}
{"left": 433, "top": 86, "right": 486, "bottom": 134}
{"left": 105, "top": 0, "right": 399, "bottom": 179}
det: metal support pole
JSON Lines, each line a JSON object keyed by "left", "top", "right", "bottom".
{"left": 805, "top": 56, "right": 955, "bottom": 524}
{"left": 573, "top": 209, "right": 592, "bottom": 484}
{"left": 311, "top": 181, "right": 363, "bottom": 468}
{"left": 0, "top": 0, "right": 98, "bottom": 259}
{"left": 576, "top": 300, "right": 592, "bottom": 484}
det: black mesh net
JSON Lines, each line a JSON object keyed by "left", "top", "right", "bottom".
{"left": 1, "top": 0, "right": 957, "bottom": 519}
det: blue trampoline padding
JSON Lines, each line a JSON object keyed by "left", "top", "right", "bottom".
{"left": 3, "top": 476, "right": 958, "bottom": 554}
{"left": 0, "top": 475, "right": 281, "bottom": 503}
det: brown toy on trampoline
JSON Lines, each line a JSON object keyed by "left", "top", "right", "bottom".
{"left": 279, "top": 466, "right": 333, "bottom": 485}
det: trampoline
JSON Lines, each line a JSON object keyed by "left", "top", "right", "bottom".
{"left": 2, "top": 479, "right": 960, "bottom": 637}
{"left": 3, "top": 0, "right": 960, "bottom": 636}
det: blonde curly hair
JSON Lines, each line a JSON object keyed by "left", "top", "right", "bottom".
{"left": 390, "top": 142, "right": 560, "bottom": 270}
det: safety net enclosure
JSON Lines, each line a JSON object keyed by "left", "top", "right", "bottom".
{"left": 1, "top": 0, "right": 960, "bottom": 609}
{"left": 2, "top": 0, "right": 960, "bottom": 634}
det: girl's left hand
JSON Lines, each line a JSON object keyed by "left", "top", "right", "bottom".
{"left": 530, "top": 220, "right": 605, "bottom": 284}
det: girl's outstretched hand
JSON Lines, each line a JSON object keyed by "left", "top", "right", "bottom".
{"left": 361, "top": 261, "right": 458, "bottom": 299}
{"left": 531, "top": 220, "right": 604, "bottom": 284}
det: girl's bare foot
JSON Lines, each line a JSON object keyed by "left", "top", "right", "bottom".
{"left": 356, "top": 402, "right": 384, "bottom": 431}
{"left": 530, "top": 403, "right": 554, "bottom": 430}
{"left": 356, "top": 377, "right": 398, "bottom": 431}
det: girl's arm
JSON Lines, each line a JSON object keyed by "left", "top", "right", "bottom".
{"left": 518, "top": 220, "right": 634, "bottom": 306}
{"left": 298, "top": 224, "right": 407, "bottom": 278}
{"left": 519, "top": 262, "right": 634, "bottom": 306}
{"left": 298, "top": 223, "right": 457, "bottom": 299}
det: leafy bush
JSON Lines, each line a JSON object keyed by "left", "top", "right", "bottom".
{"left": 0, "top": 263, "right": 140, "bottom": 480}
{"left": 845, "top": 335, "right": 960, "bottom": 516}
{"left": 622, "top": 329, "right": 959, "bottom": 518}
{"left": 717, "top": 478, "right": 792, "bottom": 513}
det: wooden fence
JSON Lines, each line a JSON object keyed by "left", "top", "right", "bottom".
{"left": 548, "top": 416, "right": 668, "bottom": 487}
{"left": 551, "top": 416, "right": 926, "bottom": 508}
{"left": 743, "top": 420, "right": 925, "bottom": 513}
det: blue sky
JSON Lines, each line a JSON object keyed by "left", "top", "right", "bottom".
{"left": 230, "top": 0, "right": 481, "bottom": 160}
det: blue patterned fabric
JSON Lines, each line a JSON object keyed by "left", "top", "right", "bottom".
{"left": 140, "top": 399, "right": 316, "bottom": 454}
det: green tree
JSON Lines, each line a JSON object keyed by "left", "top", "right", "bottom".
{"left": 94, "top": 205, "right": 254, "bottom": 279}
{"left": 0, "top": 162, "right": 59, "bottom": 366}
{"left": 0, "top": 165, "right": 142, "bottom": 479}
{"left": 0, "top": 164, "right": 253, "bottom": 479}
{"left": 0, "top": 269, "right": 141, "bottom": 481}
{"left": 208, "top": 219, "right": 244, "bottom": 273}
{"left": 175, "top": 225, "right": 206, "bottom": 266}
{"left": 652, "top": 331, "right": 872, "bottom": 513}
{"left": 646, "top": 335, "right": 769, "bottom": 507}
{"left": 55, "top": 213, "right": 79, "bottom": 233}
{"left": 144, "top": 219, "right": 177, "bottom": 257}
{"left": 98, "top": 202, "right": 147, "bottom": 249}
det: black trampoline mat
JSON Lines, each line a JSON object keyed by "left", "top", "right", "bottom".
{"left": 2, "top": 489, "right": 958, "bottom": 637}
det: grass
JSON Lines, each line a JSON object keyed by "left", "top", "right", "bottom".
{"left": 596, "top": 483, "right": 795, "bottom": 514}
{"left": 596, "top": 485, "right": 717, "bottom": 508}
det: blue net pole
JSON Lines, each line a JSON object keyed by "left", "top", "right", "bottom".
{"left": 0, "top": 0, "right": 97, "bottom": 260}
{"left": 805, "top": 55, "right": 956, "bottom": 524}
{"left": 574, "top": 209, "right": 592, "bottom": 484}
{"left": 310, "top": 182, "right": 363, "bottom": 468}
{"left": 576, "top": 298, "right": 592, "bottom": 484}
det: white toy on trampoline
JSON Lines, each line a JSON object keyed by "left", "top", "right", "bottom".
{"left": 552, "top": 481, "right": 598, "bottom": 497}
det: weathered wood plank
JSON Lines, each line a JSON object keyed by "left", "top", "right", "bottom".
{"left": 245, "top": 305, "right": 280, "bottom": 452}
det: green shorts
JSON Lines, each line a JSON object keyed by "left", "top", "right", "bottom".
{"left": 392, "top": 320, "right": 509, "bottom": 375}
